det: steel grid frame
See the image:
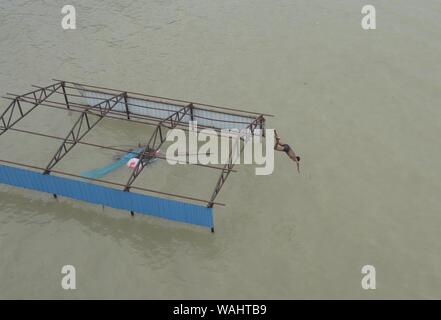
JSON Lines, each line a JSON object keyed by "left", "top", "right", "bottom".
{"left": 0, "top": 80, "right": 268, "bottom": 231}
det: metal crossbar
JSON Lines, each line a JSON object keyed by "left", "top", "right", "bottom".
{"left": 123, "top": 104, "right": 192, "bottom": 191}
{"left": 44, "top": 92, "right": 125, "bottom": 173}
{"left": 0, "top": 82, "right": 62, "bottom": 136}
{"left": 207, "top": 116, "right": 265, "bottom": 208}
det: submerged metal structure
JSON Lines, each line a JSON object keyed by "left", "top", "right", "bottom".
{"left": 0, "top": 80, "right": 270, "bottom": 232}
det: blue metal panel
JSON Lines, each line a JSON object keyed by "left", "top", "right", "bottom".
{"left": 0, "top": 164, "right": 213, "bottom": 229}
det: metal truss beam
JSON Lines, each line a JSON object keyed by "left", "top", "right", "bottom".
{"left": 123, "top": 104, "right": 192, "bottom": 191}
{"left": 44, "top": 93, "right": 125, "bottom": 173}
{"left": 207, "top": 116, "right": 264, "bottom": 209}
{"left": 0, "top": 82, "right": 62, "bottom": 136}
{"left": 55, "top": 79, "right": 275, "bottom": 117}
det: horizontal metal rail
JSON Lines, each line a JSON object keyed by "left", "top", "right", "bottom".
{"left": 35, "top": 84, "right": 260, "bottom": 125}
{"left": 0, "top": 82, "right": 62, "bottom": 136}
{"left": 7, "top": 127, "right": 235, "bottom": 172}
{"left": 3, "top": 95, "right": 254, "bottom": 138}
{"left": 54, "top": 79, "right": 275, "bottom": 117}
{"left": 44, "top": 93, "right": 126, "bottom": 173}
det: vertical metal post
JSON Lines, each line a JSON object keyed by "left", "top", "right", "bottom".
{"left": 123, "top": 92, "right": 130, "bottom": 119}
{"left": 189, "top": 103, "right": 194, "bottom": 121}
{"left": 61, "top": 82, "right": 70, "bottom": 110}
{"left": 260, "top": 116, "right": 266, "bottom": 137}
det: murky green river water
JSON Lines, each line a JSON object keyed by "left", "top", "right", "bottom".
{"left": 0, "top": 0, "right": 440, "bottom": 299}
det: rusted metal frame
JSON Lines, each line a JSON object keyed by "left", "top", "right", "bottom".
{"left": 0, "top": 100, "right": 15, "bottom": 133}
{"left": 27, "top": 85, "right": 248, "bottom": 131}
{"left": 44, "top": 93, "right": 125, "bottom": 174}
{"left": 8, "top": 126, "right": 234, "bottom": 172}
{"left": 60, "top": 97, "right": 252, "bottom": 132}
{"left": 60, "top": 84, "right": 190, "bottom": 111}
{"left": 43, "top": 84, "right": 258, "bottom": 124}
{"left": 2, "top": 99, "right": 235, "bottom": 173}
{"left": 5, "top": 95, "right": 167, "bottom": 128}
{"left": 54, "top": 79, "right": 274, "bottom": 117}
{"left": 41, "top": 84, "right": 207, "bottom": 123}
{"left": 123, "top": 104, "right": 192, "bottom": 192}
{"left": 0, "top": 82, "right": 62, "bottom": 136}
{"left": 2, "top": 96, "right": 235, "bottom": 141}
{"left": 207, "top": 116, "right": 264, "bottom": 210}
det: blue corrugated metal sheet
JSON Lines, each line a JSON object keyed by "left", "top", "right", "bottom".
{"left": 0, "top": 164, "right": 213, "bottom": 229}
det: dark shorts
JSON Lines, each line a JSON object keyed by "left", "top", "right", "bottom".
{"left": 283, "top": 144, "right": 290, "bottom": 153}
